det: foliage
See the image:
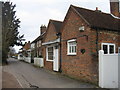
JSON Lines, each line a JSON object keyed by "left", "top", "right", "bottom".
{"left": 2, "top": 2, "right": 25, "bottom": 64}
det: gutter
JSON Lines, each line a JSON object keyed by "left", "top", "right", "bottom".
{"left": 96, "top": 29, "right": 99, "bottom": 56}
{"left": 42, "top": 38, "right": 60, "bottom": 46}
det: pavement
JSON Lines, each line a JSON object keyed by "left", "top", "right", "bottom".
{"left": 2, "top": 71, "right": 21, "bottom": 88}
{"left": 2, "top": 58, "right": 98, "bottom": 88}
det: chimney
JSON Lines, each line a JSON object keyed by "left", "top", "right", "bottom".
{"left": 110, "top": 0, "right": 119, "bottom": 17}
{"left": 40, "top": 25, "right": 47, "bottom": 35}
{"left": 96, "top": 7, "right": 98, "bottom": 11}
{"left": 28, "top": 41, "right": 30, "bottom": 44}
{"left": 95, "top": 7, "right": 102, "bottom": 12}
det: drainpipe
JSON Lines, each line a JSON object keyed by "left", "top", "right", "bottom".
{"left": 59, "top": 33, "right": 62, "bottom": 73}
{"left": 96, "top": 29, "right": 99, "bottom": 56}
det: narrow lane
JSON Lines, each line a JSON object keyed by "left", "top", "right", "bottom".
{"left": 3, "top": 58, "right": 97, "bottom": 88}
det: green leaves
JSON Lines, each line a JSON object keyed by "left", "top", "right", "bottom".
{"left": 2, "top": 1, "right": 25, "bottom": 63}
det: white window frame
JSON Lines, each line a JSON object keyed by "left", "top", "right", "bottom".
{"left": 118, "top": 47, "right": 120, "bottom": 53}
{"left": 101, "top": 43, "right": 116, "bottom": 54}
{"left": 46, "top": 46, "right": 54, "bottom": 61}
{"left": 67, "top": 39, "right": 77, "bottom": 55}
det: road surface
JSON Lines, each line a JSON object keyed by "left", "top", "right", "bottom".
{"left": 3, "top": 58, "right": 97, "bottom": 88}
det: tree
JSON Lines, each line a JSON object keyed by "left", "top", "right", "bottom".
{"left": 2, "top": 1, "right": 24, "bottom": 64}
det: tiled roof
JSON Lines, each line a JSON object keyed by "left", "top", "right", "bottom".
{"left": 50, "top": 19, "right": 63, "bottom": 33}
{"left": 71, "top": 5, "right": 120, "bottom": 31}
{"left": 31, "top": 32, "right": 45, "bottom": 43}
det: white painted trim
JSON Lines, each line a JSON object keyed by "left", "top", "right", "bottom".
{"left": 101, "top": 43, "right": 116, "bottom": 54}
{"left": 42, "top": 38, "right": 60, "bottom": 45}
{"left": 67, "top": 53, "right": 77, "bottom": 56}
{"left": 111, "top": 14, "right": 120, "bottom": 19}
{"left": 46, "top": 46, "right": 54, "bottom": 62}
{"left": 118, "top": 47, "right": 120, "bottom": 53}
{"left": 67, "top": 39, "right": 76, "bottom": 42}
{"left": 67, "top": 39, "right": 77, "bottom": 55}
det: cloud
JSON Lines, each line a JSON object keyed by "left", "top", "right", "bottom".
{"left": 3, "top": 0, "right": 110, "bottom": 51}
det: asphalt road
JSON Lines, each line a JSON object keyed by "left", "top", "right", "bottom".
{"left": 3, "top": 58, "right": 97, "bottom": 88}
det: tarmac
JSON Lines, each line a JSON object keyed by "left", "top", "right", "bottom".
{"left": 2, "top": 70, "right": 21, "bottom": 88}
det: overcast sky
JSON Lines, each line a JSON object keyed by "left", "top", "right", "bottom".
{"left": 3, "top": 0, "right": 111, "bottom": 52}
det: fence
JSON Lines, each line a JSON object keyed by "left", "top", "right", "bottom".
{"left": 34, "top": 58, "right": 44, "bottom": 67}
{"left": 24, "top": 57, "right": 31, "bottom": 63}
{"left": 99, "top": 50, "right": 119, "bottom": 88}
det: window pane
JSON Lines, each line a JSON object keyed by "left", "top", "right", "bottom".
{"left": 48, "top": 55, "right": 53, "bottom": 60}
{"left": 72, "top": 46, "right": 74, "bottom": 53}
{"left": 47, "top": 47, "right": 53, "bottom": 60}
{"left": 68, "top": 41, "right": 77, "bottom": 54}
{"left": 48, "top": 47, "right": 53, "bottom": 52}
{"left": 74, "top": 46, "right": 76, "bottom": 53}
{"left": 103, "top": 45, "right": 108, "bottom": 54}
{"left": 69, "top": 46, "right": 71, "bottom": 53}
{"left": 110, "top": 45, "right": 114, "bottom": 54}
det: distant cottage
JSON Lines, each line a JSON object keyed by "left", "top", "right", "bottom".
{"left": 31, "top": 25, "right": 47, "bottom": 63}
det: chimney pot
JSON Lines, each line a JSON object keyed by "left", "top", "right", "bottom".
{"left": 96, "top": 7, "right": 98, "bottom": 11}
{"left": 40, "top": 25, "right": 47, "bottom": 35}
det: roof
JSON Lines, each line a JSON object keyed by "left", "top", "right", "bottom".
{"left": 50, "top": 19, "right": 63, "bottom": 33}
{"left": 71, "top": 5, "right": 120, "bottom": 31}
{"left": 31, "top": 32, "right": 45, "bottom": 43}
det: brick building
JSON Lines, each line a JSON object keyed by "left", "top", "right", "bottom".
{"left": 22, "top": 41, "right": 31, "bottom": 57}
{"left": 42, "top": 19, "right": 62, "bottom": 71}
{"left": 31, "top": 25, "right": 47, "bottom": 62}
{"left": 61, "top": 1, "right": 120, "bottom": 84}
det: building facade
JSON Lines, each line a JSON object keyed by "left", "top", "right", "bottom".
{"left": 61, "top": 2, "right": 120, "bottom": 84}
{"left": 42, "top": 19, "right": 62, "bottom": 72}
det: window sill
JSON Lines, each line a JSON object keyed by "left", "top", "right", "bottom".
{"left": 67, "top": 53, "right": 76, "bottom": 56}
{"left": 46, "top": 60, "right": 53, "bottom": 62}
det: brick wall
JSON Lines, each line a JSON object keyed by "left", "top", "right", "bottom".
{"left": 110, "top": 1, "right": 120, "bottom": 17}
{"left": 23, "top": 41, "right": 31, "bottom": 50}
{"left": 44, "top": 22, "right": 57, "bottom": 43}
{"left": 61, "top": 8, "right": 98, "bottom": 84}
{"left": 43, "top": 21, "right": 58, "bottom": 71}
{"left": 61, "top": 7, "right": 120, "bottom": 84}
{"left": 97, "top": 30, "right": 120, "bottom": 53}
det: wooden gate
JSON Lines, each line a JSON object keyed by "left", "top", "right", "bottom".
{"left": 99, "top": 50, "right": 119, "bottom": 88}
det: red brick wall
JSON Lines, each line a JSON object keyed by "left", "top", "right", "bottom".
{"left": 44, "top": 22, "right": 57, "bottom": 42}
{"left": 43, "top": 22, "right": 57, "bottom": 71}
{"left": 110, "top": 1, "right": 120, "bottom": 17}
{"left": 61, "top": 7, "right": 120, "bottom": 84}
{"left": 61, "top": 8, "right": 98, "bottom": 84}
{"left": 97, "top": 30, "right": 120, "bottom": 53}
{"left": 23, "top": 41, "right": 31, "bottom": 50}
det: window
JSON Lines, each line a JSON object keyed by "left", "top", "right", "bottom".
{"left": 67, "top": 39, "right": 77, "bottom": 55}
{"left": 119, "top": 47, "right": 120, "bottom": 53}
{"left": 46, "top": 47, "right": 54, "bottom": 61}
{"left": 101, "top": 43, "right": 115, "bottom": 54}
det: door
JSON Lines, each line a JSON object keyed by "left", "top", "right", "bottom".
{"left": 53, "top": 46, "right": 59, "bottom": 71}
